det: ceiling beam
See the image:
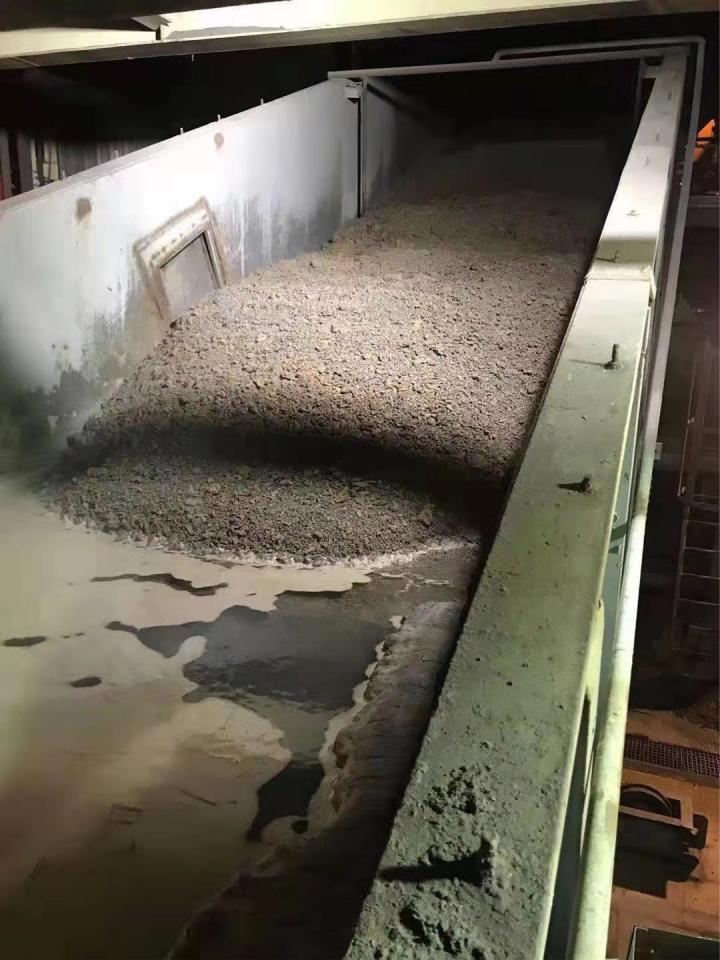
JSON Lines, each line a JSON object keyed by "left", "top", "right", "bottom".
{"left": 0, "top": 1, "right": 716, "bottom": 69}
{"left": 131, "top": 15, "right": 172, "bottom": 31}
{"left": 0, "top": 1, "right": 274, "bottom": 31}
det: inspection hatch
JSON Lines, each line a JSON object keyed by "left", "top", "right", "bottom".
{"left": 135, "top": 198, "right": 227, "bottom": 322}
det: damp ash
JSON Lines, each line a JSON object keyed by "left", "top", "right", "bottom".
{"left": 68, "top": 675, "right": 102, "bottom": 688}
{"left": 92, "top": 572, "right": 228, "bottom": 596}
{"left": 3, "top": 635, "right": 48, "bottom": 648}
{"left": 50, "top": 144, "right": 603, "bottom": 563}
{"left": 168, "top": 548, "right": 478, "bottom": 960}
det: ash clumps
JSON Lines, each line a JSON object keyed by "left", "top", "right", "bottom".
{"left": 53, "top": 147, "right": 602, "bottom": 562}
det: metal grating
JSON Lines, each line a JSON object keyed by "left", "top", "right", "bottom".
{"left": 625, "top": 734, "right": 720, "bottom": 780}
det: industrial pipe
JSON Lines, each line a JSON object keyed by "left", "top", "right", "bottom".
{"left": 568, "top": 36, "right": 705, "bottom": 960}
{"left": 327, "top": 46, "right": 681, "bottom": 80}
{"left": 491, "top": 35, "right": 708, "bottom": 61}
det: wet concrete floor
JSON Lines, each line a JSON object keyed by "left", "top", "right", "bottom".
{"left": 0, "top": 476, "right": 475, "bottom": 959}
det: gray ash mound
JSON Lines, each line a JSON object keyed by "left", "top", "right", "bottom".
{"left": 52, "top": 148, "right": 603, "bottom": 562}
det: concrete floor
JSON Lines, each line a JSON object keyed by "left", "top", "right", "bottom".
{"left": 0, "top": 475, "right": 475, "bottom": 959}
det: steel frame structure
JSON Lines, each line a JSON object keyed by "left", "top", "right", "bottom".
{"left": 339, "top": 39, "right": 703, "bottom": 960}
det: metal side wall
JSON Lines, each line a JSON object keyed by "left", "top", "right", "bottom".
{"left": 360, "top": 79, "right": 436, "bottom": 212}
{"left": 0, "top": 79, "right": 358, "bottom": 461}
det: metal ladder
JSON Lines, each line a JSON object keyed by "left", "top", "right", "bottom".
{"left": 670, "top": 343, "right": 719, "bottom": 667}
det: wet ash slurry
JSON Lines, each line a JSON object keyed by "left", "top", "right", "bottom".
{"left": 170, "top": 548, "right": 478, "bottom": 960}
{"left": 0, "top": 478, "right": 480, "bottom": 960}
{"left": 108, "top": 568, "right": 460, "bottom": 841}
{"left": 68, "top": 675, "right": 102, "bottom": 688}
{"left": 92, "top": 572, "right": 228, "bottom": 596}
{"left": 52, "top": 146, "right": 604, "bottom": 563}
{"left": 5, "top": 479, "right": 451, "bottom": 960}
{"left": 3, "top": 635, "right": 48, "bottom": 647}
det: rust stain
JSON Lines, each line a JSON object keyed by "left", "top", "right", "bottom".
{"left": 75, "top": 197, "right": 92, "bottom": 222}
